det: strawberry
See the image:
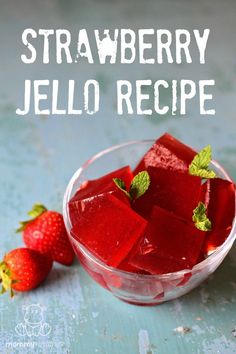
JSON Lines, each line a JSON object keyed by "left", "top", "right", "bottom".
{"left": 0, "top": 248, "right": 52, "bottom": 296}
{"left": 17, "top": 204, "right": 74, "bottom": 266}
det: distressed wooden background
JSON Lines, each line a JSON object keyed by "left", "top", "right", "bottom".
{"left": 0, "top": 0, "right": 236, "bottom": 353}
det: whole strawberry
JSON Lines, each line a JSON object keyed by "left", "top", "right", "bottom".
{"left": 0, "top": 248, "right": 53, "bottom": 296}
{"left": 17, "top": 204, "right": 74, "bottom": 266}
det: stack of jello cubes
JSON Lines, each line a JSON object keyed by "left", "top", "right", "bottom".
{"left": 69, "top": 133, "right": 235, "bottom": 275}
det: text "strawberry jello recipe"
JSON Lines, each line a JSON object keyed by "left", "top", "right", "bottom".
{"left": 16, "top": 28, "right": 215, "bottom": 117}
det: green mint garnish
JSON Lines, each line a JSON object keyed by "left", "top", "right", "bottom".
{"left": 192, "top": 202, "right": 212, "bottom": 231}
{"left": 113, "top": 178, "right": 130, "bottom": 199}
{"left": 129, "top": 171, "right": 150, "bottom": 200}
{"left": 189, "top": 145, "right": 216, "bottom": 179}
{"left": 113, "top": 171, "right": 150, "bottom": 201}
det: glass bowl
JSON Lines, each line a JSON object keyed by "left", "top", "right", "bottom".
{"left": 63, "top": 140, "right": 236, "bottom": 306}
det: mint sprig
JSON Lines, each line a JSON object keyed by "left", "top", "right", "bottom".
{"left": 113, "top": 171, "right": 150, "bottom": 201}
{"left": 113, "top": 178, "right": 130, "bottom": 199}
{"left": 192, "top": 202, "right": 212, "bottom": 231}
{"left": 189, "top": 145, "right": 216, "bottom": 179}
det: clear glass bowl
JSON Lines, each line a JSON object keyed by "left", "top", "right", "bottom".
{"left": 63, "top": 140, "right": 236, "bottom": 306}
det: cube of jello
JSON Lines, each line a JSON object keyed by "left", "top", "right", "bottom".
{"left": 69, "top": 166, "right": 133, "bottom": 226}
{"left": 70, "top": 193, "right": 147, "bottom": 267}
{"left": 203, "top": 228, "right": 232, "bottom": 254}
{"left": 128, "top": 205, "right": 205, "bottom": 274}
{"left": 202, "top": 178, "right": 235, "bottom": 253}
{"left": 205, "top": 178, "right": 235, "bottom": 229}
{"left": 133, "top": 166, "right": 202, "bottom": 220}
{"left": 134, "top": 133, "right": 196, "bottom": 174}
{"left": 130, "top": 252, "right": 189, "bottom": 274}
{"left": 70, "top": 165, "right": 133, "bottom": 203}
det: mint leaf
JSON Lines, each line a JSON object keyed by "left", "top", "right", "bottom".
{"left": 129, "top": 171, "right": 150, "bottom": 200}
{"left": 190, "top": 167, "right": 216, "bottom": 179}
{"left": 192, "top": 202, "right": 212, "bottom": 231}
{"left": 113, "top": 171, "right": 150, "bottom": 201}
{"left": 189, "top": 145, "right": 216, "bottom": 179}
{"left": 113, "top": 178, "right": 130, "bottom": 199}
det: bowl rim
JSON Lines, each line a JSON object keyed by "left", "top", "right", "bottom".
{"left": 63, "top": 139, "right": 236, "bottom": 280}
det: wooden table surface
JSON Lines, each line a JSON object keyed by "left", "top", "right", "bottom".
{"left": 0, "top": 0, "right": 236, "bottom": 353}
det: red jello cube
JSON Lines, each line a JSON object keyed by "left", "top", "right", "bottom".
{"left": 70, "top": 165, "right": 133, "bottom": 203}
{"left": 117, "top": 257, "right": 150, "bottom": 274}
{"left": 70, "top": 193, "right": 147, "bottom": 267}
{"left": 199, "top": 179, "right": 210, "bottom": 206}
{"left": 202, "top": 178, "right": 235, "bottom": 253}
{"left": 117, "top": 259, "right": 140, "bottom": 273}
{"left": 130, "top": 253, "right": 188, "bottom": 274}
{"left": 133, "top": 166, "right": 202, "bottom": 220}
{"left": 69, "top": 189, "right": 129, "bottom": 227}
{"left": 203, "top": 227, "right": 232, "bottom": 254}
{"left": 129, "top": 206, "right": 205, "bottom": 274}
{"left": 206, "top": 178, "right": 235, "bottom": 229}
{"left": 69, "top": 166, "right": 133, "bottom": 225}
{"left": 134, "top": 133, "right": 196, "bottom": 174}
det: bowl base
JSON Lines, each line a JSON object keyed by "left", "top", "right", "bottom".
{"left": 116, "top": 296, "right": 163, "bottom": 306}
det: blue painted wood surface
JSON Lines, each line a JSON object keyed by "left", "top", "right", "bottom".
{"left": 0, "top": 0, "right": 236, "bottom": 353}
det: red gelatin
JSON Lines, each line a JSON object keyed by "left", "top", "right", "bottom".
{"left": 177, "top": 272, "right": 192, "bottom": 286}
{"left": 134, "top": 133, "right": 196, "bottom": 174}
{"left": 203, "top": 227, "right": 232, "bottom": 254}
{"left": 69, "top": 189, "right": 129, "bottom": 227}
{"left": 129, "top": 206, "right": 205, "bottom": 274}
{"left": 69, "top": 165, "right": 133, "bottom": 226}
{"left": 203, "top": 178, "right": 235, "bottom": 253}
{"left": 70, "top": 193, "right": 147, "bottom": 267}
{"left": 69, "top": 165, "right": 133, "bottom": 203}
{"left": 117, "top": 258, "right": 140, "bottom": 273}
{"left": 75, "top": 248, "right": 109, "bottom": 290}
{"left": 130, "top": 253, "right": 188, "bottom": 274}
{"left": 206, "top": 178, "right": 235, "bottom": 229}
{"left": 118, "top": 258, "right": 150, "bottom": 274}
{"left": 200, "top": 179, "right": 210, "bottom": 206}
{"left": 133, "top": 166, "right": 202, "bottom": 220}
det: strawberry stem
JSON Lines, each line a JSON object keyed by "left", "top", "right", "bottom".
{"left": 16, "top": 204, "right": 47, "bottom": 233}
{"left": 0, "top": 261, "right": 16, "bottom": 297}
